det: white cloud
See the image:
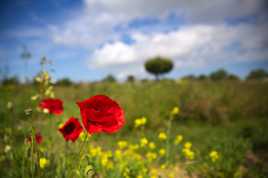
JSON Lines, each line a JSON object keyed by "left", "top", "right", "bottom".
{"left": 88, "top": 23, "right": 268, "bottom": 79}
{"left": 85, "top": 0, "right": 262, "bottom": 21}
{"left": 50, "top": 0, "right": 264, "bottom": 47}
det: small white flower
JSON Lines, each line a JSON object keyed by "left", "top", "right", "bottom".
{"left": 43, "top": 108, "right": 49, "bottom": 114}
{"left": 4, "top": 145, "right": 11, "bottom": 153}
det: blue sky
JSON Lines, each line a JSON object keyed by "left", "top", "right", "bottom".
{"left": 0, "top": 0, "right": 268, "bottom": 82}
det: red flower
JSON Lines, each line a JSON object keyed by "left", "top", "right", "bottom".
{"left": 58, "top": 117, "right": 83, "bottom": 142}
{"left": 27, "top": 132, "right": 43, "bottom": 144}
{"left": 39, "top": 98, "right": 63, "bottom": 115}
{"left": 77, "top": 95, "right": 125, "bottom": 134}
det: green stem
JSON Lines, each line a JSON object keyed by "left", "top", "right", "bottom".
{"left": 70, "top": 133, "right": 89, "bottom": 177}
{"left": 31, "top": 128, "right": 36, "bottom": 178}
{"left": 165, "top": 115, "right": 173, "bottom": 165}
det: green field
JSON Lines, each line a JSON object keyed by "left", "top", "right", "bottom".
{"left": 1, "top": 80, "right": 268, "bottom": 178}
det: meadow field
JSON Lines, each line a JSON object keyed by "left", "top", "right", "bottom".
{"left": 1, "top": 78, "right": 268, "bottom": 178}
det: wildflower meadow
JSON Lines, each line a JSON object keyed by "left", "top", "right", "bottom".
{"left": 1, "top": 58, "right": 268, "bottom": 178}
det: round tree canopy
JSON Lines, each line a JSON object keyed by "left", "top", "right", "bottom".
{"left": 145, "top": 56, "right": 173, "bottom": 76}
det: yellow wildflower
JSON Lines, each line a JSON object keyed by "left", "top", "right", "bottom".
{"left": 209, "top": 150, "right": 219, "bottom": 162}
{"left": 101, "top": 154, "right": 109, "bottom": 167}
{"left": 117, "top": 140, "right": 128, "bottom": 149}
{"left": 168, "top": 172, "right": 175, "bottom": 178}
{"left": 182, "top": 148, "right": 195, "bottom": 160}
{"left": 134, "top": 117, "right": 147, "bottom": 128}
{"left": 146, "top": 152, "right": 157, "bottom": 162}
{"left": 158, "top": 132, "right": 167, "bottom": 140}
{"left": 58, "top": 122, "right": 64, "bottom": 129}
{"left": 150, "top": 168, "right": 158, "bottom": 177}
{"left": 159, "top": 148, "right": 166, "bottom": 156}
{"left": 89, "top": 146, "right": 102, "bottom": 157}
{"left": 123, "top": 168, "right": 130, "bottom": 178}
{"left": 160, "top": 164, "right": 167, "bottom": 169}
{"left": 184, "top": 142, "right": 192, "bottom": 149}
{"left": 106, "top": 161, "right": 114, "bottom": 169}
{"left": 140, "top": 137, "right": 148, "bottom": 147}
{"left": 149, "top": 142, "right": 156, "bottom": 150}
{"left": 140, "top": 117, "right": 147, "bottom": 125}
{"left": 174, "top": 134, "right": 183, "bottom": 145}
{"left": 129, "top": 144, "right": 139, "bottom": 151}
{"left": 39, "top": 157, "right": 49, "bottom": 169}
{"left": 115, "top": 149, "right": 122, "bottom": 159}
{"left": 171, "top": 106, "right": 180, "bottom": 115}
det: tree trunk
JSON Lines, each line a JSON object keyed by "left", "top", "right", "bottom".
{"left": 155, "top": 74, "right": 160, "bottom": 81}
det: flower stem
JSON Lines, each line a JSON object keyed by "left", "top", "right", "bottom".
{"left": 166, "top": 115, "right": 173, "bottom": 164}
{"left": 31, "top": 127, "right": 35, "bottom": 178}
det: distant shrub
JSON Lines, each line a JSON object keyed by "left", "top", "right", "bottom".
{"left": 198, "top": 74, "right": 207, "bottom": 80}
{"left": 210, "top": 69, "right": 228, "bottom": 80}
{"left": 56, "top": 78, "right": 73, "bottom": 86}
{"left": 1, "top": 77, "right": 19, "bottom": 85}
{"left": 246, "top": 69, "right": 268, "bottom": 80}
{"left": 227, "top": 74, "right": 240, "bottom": 80}
{"left": 102, "top": 74, "right": 116, "bottom": 82}
{"left": 126, "top": 75, "right": 135, "bottom": 82}
{"left": 182, "top": 75, "right": 197, "bottom": 80}
{"left": 145, "top": 56, "right": 173, "bottom": 80}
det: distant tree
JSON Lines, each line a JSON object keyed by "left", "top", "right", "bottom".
{"left": 56, "top": 78, "right": 73, "bottom": 86}
{"left": 182, "top": 75, "right": 196, "bottom": 80}
{"left": 126, "top": 75, "right": 135, "bottom": 82}
{"left": 198, "top": 74, "right": 207, "bottom": 80}
{"left": 210, "top": 69, "right": 228, "bottom": 81}
{"left": 227, "top": 74, "right": 240, "bottom": 80}
{"left": 246, "top": 69, "right": 268, "bottom": 80}
{"left": 2, "top": 76, "right": 19, "bottom": 85}
{"left": 145, "top": 56, "right": 173, "bottom": 80}
{"left": 102, "top": 74, "right": 116, "bottom": 82}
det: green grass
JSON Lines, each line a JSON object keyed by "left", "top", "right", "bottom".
{"left": 0, "top": 80, "right": 268, "bottom": 177}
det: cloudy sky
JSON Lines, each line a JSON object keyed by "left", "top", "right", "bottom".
{"left": 1, "top": 0, "right": 268, "bottom": 81}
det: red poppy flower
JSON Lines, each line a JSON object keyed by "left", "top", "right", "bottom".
{"left": 39, "top": 98, "right": 63, "bottom": 115}
{"left": 27, "top": 132, "right": 43, "bottom": 144}
{"left": 58, "top": 117, "right": 83, "bottom": 142}
{"left": 77, "top": 95, "right": 125, "bottom": 134}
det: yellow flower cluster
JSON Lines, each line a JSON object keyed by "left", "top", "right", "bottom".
{"left": 184, "top": 142, "right": 192, "bottom": 149}
{"left": 117, "top": 140, "right": 128, "bottom": 149}
{"left": 182, "top": 142, "right": 195, "bottom": 160}
{"left": 134, "top": 117, "right": 147, "bottom": 128}
{"left": 209, "top": 150, "right": 219, "bottom": 162}
{"left": 100, "top": 151, "right": 113, "bottom": 168}
{"left": 146, "top": 152, "right": 157, "bottom": 162}
{"left": 89, "top": 146, "right": 102, "bottom": 157}
{"left": 150, "top": 168, "right": 159, "bottom": 178}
